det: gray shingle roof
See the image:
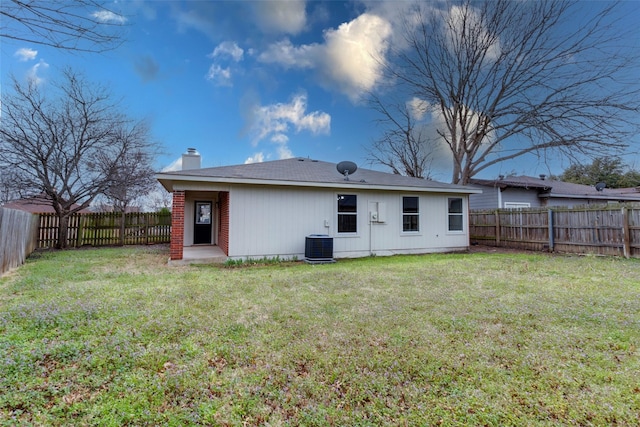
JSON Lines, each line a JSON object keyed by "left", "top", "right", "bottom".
{"left": 470, "top": 176, "right": 640, "bottom": 201}
{"left": 158, "top": 157, "right": 479, "bottom": 193}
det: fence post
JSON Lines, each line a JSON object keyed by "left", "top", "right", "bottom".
{"left": 494, "top": 210, "right": 501, "bottom": 246}
{"left": 76, "top": 214, "right": 84, "bottom": 247}
{"left": 622, "top": 207, "right": 630, "bottom": 259}
{"left": 31, "top": 214, "right": 40, "bottom": 252}
{"left": 548, "top": 208, "right": 554, "bottom": 252}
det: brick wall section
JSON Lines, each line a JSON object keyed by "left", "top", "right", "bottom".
{"left": 218, "top": 191, "right": 229, "bottom": 255}
{"left": 170, "top": 190, "right": 185, "bottom": 260}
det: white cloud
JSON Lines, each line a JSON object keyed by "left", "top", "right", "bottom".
{"left": 27, "top": 60, "right": 49, "bottom": 85}
{"left": 245, "top": 93, "right": 330, "bottom": 160}
{"left": 258, "top": 13, "right": 393, "bottom": 102}
{"left": 322, "top": 13, "right": 392, "bottom": 101}
{"left": 360, "top": 0, "right": 429, "bottom": 50}
{"left": 205, "top": 64, "right": 232, "bottom": 86}
{"left": 270, "top": 133, "right": 289, "bottom": 144}
{"left": 206, "top": 42, "right": 244, "bottom": 86}
{"left": 407, "top": 97, "right": 431, "bottom": 121}
{"left": 210, "top": 41, "right": 244, "bottom": 62}
{"left": 245, "top": 152, "right": 265, "bottom": 164}
{"left": 258, "top": 39, "right": 317, "bottom": 69}
{"left": 254, "top": 0, "right": 307, "bottom": 35}
{"left": 92, "top": 10, "right": 127, "bottom": 24}
{"left": 14, "top": 48, "right": 38, "bottom": 61}
{"left": 163, "top": 158, "right": 182, "bottom": 172}
{"left": 276, "top": 144, "right": 294, "bottom": 160}
{"left": 446, "top": 5, "right": 500, "bottom": 62}
{"left": 245, "top": 146, "right": 291, "bottom": 163}
{"left": 249, "top": 93, "right": 330, "bottom": 145}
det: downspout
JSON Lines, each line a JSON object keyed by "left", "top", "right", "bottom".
{"left": 497, "top": 186, "right": 503, "bottom": 209}
{"left": 369, "top": 213, "right": 373, "bottom": 256}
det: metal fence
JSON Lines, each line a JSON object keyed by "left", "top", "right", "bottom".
{"left": 470, "top": 205, "right": 640, "bottom": 258}
{"left": 0, "top": 207, "right": 40, "bottom": 275}
{"left": 38, "top": 212, "right": 171, "bottom": 248}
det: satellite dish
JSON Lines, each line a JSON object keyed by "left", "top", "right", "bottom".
{"left": 595, "top": 182, "right": 606, "bottom": 192}
{"left": 336, "top": 161, "right": 358, "bottom": 180}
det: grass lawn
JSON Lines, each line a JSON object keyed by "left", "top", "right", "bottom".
{"left": 1, "top": 246, "right": 639, "bottom": 426}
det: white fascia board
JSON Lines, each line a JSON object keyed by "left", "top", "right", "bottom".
{"left": 155, "top": 174, "right": 482, "bottom": 194}
{"left": 543, "top": 192, "right": 640, "bottom": 201}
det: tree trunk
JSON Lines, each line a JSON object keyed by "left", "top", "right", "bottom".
{"left": 119, "top": 210, "right": 126, "bottom": 246}
{"left": 57, "top": 214, "right": 70, "bottom": 249}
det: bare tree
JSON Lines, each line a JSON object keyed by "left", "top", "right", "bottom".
{"left": 368, "top": 95, "right": 435, "bottom": 179}
{"left": 142, "top": 182, "right": 174, "bottom": 213}
{"left": 1, "top": 0, "right": 126, "bottom": 53}
{"left": 0, "top": 69, "right": 158, "bottom": 248}
{"left": 0, "top": 169, "right": 21, "bottom": 204}
{"left": 94, "top": 122, "right": 159, "bottom": 213}
{"left": 370, "top": 0, "right": 640, "bottom": 184}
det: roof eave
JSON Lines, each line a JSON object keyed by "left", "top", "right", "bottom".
{"left": 155, "top": 174, "right": 482, "bottom": 194}
{"left": 540, "top": 192, "right": 640, "bottom": 201}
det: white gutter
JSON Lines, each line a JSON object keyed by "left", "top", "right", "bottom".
{"left": 540, "top": 192, "right": 640, "bottom": 201}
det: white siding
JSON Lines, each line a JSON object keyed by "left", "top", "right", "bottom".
{"left": 228, "top": 186, "right": 333, "bottom": 258}
{"left": 227, "top": 185, "right": 470, "bottom": 259}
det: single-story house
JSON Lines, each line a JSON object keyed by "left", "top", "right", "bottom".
{"left": 156, "top": 150, "right": 481, "bottom": 263}
{"left": 469, "top": 175, "right": 640, "bottom": 210}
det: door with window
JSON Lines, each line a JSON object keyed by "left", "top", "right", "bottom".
{"left": 194, "top": 201, "right": 212, "bottom": 244}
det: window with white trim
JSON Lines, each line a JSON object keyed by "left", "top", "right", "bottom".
{"left": 337, "top": 194, "right": 357, "bottom": 233}
{"left": 402, "top": 196, "right": 419, "bottom": 232}
{"left": 448, "top": 197, "right": 464, "bottom": 232}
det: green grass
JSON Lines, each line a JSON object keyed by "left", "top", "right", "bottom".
{"left": 1, "top": 247, "right": 639, "bottom": 426}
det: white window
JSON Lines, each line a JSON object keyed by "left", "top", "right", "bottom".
{"left": 402, "top": 196, "right": 419, "bottom": 232}
{"left": 448, "top": 197, "right": 464, "bottom": 232}
{"left": 337, "top": 194, "right": 357, "bottom": 233}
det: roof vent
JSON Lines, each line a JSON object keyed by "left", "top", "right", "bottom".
{"left": 595, "top": 182, "right": 606, "bottom": 192}
{"left": 498, "top": 175, "right": 504, "bottom": 180}
{"left": 336, "top": 161, "right": 358, "bottom": 181}
{"left": 539, "top": 174, "right": 546, "bottom": 180}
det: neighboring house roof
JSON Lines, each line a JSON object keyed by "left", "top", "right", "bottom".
{"left": 157, "top": 157, "right": 482, "bottom": 194}
{"left": 470, "top": 176, "right": 640, "bottom": 202}
{"left": 2, "top": 195, "right": 91, "bottom": 213}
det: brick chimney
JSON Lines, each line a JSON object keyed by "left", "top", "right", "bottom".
{"left": 182, "top": 148, "right": 201, "bottom": 170}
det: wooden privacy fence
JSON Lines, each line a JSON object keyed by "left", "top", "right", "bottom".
{"left": 0, "top": 207, "right": 40, "bottom": 275}
{"left": 470, "top": 206, "right": 640, "bottom": 258}
{"left": 38, "top": 212, "right": 171, "bottom": 248}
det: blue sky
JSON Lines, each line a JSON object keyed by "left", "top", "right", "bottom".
{"left": 2, "top": 0, "right": 639, "bottom": 182}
